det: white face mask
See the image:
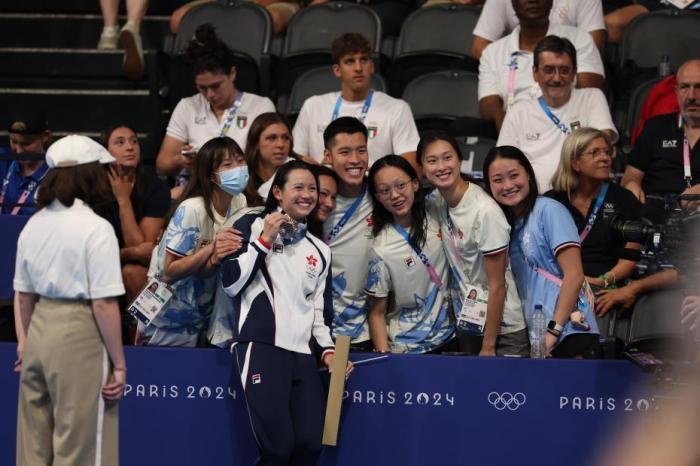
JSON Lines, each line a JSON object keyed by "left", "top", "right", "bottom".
{"left": 216, "top": 166, "right": 249, "bottom": 196}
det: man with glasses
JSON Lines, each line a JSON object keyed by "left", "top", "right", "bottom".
{"left": 497, "top": 35, "right": 616, "bottom": 192}
{"left": 622, "top": 59, "right": 700, "bottom": 223}
{"left": 478, "top": 0, "right": 605, "bottom": 132}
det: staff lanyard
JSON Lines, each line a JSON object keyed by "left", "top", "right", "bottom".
{"left": 578, "top": 182, "right": 609, "bottom": 243}
{"left": 0, "top": 161, "right": 39, "bottom": 215}
{"left": 219, "top": 91, "right": 244, "bottom": 137}
{"left": 679, "top": 112, "right": 693, "bottom": 188}
{"left": 325, "top": 185, "right": 366, "bottom": 244}
{"left": 538, "top": 96, "right": 570, "bottom": 135}
{"left": 442, "top": 205, "right": 468, "bottom": 283}
{"left": 392, "top": 223, "right": 444, "bottom": 290}
{"left": 506, "top": 52, "right": 522, "bottom": 108}
{"left": 331, "top": 90, "right": 374, "bottom": 123}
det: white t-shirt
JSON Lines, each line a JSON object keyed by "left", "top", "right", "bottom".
{"left": 478, "top": 24, "right": 604, "bottom": 106}
{"left": 473, "top": 0, "right": 605, "bottom": 42}
{"left": 14, "top": 199, "right": 125, "bottom": 299}
{"left": 364, "top": 215, "right": 455, "bottom": 354}
{"left": 293, "top": 90, "right": 420, "bottom": 165}
{"left": 166, "top": 92, "right": 275, "bottom": 152}
{"left": 497, "top": 88, "right": 618, "bottom": 192}
{"left": 426, "top": 185, "right": 526, "bottom": 334}
{"left": 322, "top": 186, "right": 375, "bottom": 342}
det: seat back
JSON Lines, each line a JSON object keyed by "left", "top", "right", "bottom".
{"left": 626, "top": 289, "right": 686, "bottom": 358}
{"left": 456, "top": 136, "right": 495, "bottom": 179}
{"left": 622, "top": 77, "right": 662, "bottom": 144}
{"left": 402, "top": 70, "right": 479, "bottom": 128}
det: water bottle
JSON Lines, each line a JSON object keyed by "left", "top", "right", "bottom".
{"left": 659, "top": 54, "right": 671, "bottom": 77}
{"left": 530, "top": 305, "right": 546, "bottom": 359}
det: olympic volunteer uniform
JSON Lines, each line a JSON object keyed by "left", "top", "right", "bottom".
{"left": 323, "top": 184, "right": 375, "bottom": 344}
{"left": 0, "top": 160, "right": 49, "bottom": 215}
{"left": 478, "top": 24, "right": 604, "bottom": 109}
{"left": 473, "top": 0, "right": 605, "bottom": 43}
{"left": 166, "top": 92, "right": 275, "bottom": 152}
{"left": 221, "top": 212, "right": 333, "bottom": 466}
{"left": 292, "top": 91, "right": 420, "bottom": 165}
{"left": 138, "top": 194, "right": 247, "bottom": 347}
{"left": 364, "top": 214, "right": 455, "bottom": 353}
{"left": 497, "top": 88, "right": 617, "bottom": 192}
{"left": 426, "top": 185, "right": 528, "bottom": 355}
{"left": 508, "top": 197, "right": 599, "bottom": 356}
{"left": 14, "top": 198, "right": 124, "bottom": 466}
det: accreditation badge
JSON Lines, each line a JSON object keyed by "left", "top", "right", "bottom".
{"left": 456, "top": 283, "right": 489, "bottom": 335}
{"left": 128, "top": 277, "right": 174, "bottom": 326}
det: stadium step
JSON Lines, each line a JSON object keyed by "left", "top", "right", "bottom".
{"left": 0, "top": 13, "right": 171, "bottom": 50}
{"left": 0, "top": 0, "right": 191, "bottom": 15}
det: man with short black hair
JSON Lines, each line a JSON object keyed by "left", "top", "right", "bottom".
{"left": 1, "top": 113, "right": 51, "bottom": 215}
{"left": 622, "top": 59, "right": 700, "bottom": 223}
{"left": 322, "top": 117, "right": 375, "bottom": 351}
{"left": 497, "top": 35, "right": 616, "bottom": 192}
{"left": 293, "top": 33, "right": 420, "bottom": 169}
{"left": 478, "top": 0, "right": 605, "bottom": 131}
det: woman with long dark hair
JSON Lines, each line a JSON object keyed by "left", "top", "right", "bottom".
{"left": 365, "top": 154, "right": 455, "bottom": 354}
{"left": 135, "top": 137, "right": 248, "bottom": 347}
{"left": 417, "top": 131, "right": 528, "bottom": 357}
{"left": 483, "top": 145, "right": 600, "bottom": 358}
{"left": 220, "top": 160, "right": 350, "bottom": 466}
{"left": 243, "top": 112, "right": 296, "bottom": 206}
{"left": 14, "top": 135, "right": 126, "bottom": 465}
{"left": 102, "top": 124, "right": 170, "bottom": 302}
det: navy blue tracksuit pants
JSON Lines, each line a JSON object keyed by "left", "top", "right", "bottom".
{"left": 234, "top": 342, "right": 325, "bottom": 466}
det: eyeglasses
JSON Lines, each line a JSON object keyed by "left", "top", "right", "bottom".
{"left": 580, "top": 147, "right": 613, "bottom": 159}
{"left": 540, "top": 65, "right": 573, "bottom": 77}
{"left": 376, "top": 179, "right": 412, "bottom": 199}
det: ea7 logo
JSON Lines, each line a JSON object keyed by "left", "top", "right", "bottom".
{"left": 663, "top": 140, "right": 678, "bottom": 148}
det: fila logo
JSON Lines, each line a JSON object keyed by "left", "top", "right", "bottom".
{"left": 663, "top": 140, "right": 678, "bottom": 148}
{"left": 252, "top": 374, "right": 261, "bottom": 384}
{"left": 404, "top": 257, "right": 416, "bottom": 268}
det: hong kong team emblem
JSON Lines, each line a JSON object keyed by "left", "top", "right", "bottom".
{"left": 236, "top": 116, "right": 247, "bottom": 129}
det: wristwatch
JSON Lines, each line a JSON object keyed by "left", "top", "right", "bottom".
{"left": 547, "top": 320, "right": 564, "bottom": 333}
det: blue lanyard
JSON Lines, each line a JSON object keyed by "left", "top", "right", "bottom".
{"left": 538, "top": 97, "right": 570, "bottom": 135}
{"left": 220, "top": 91, "right": 244, "bottom": 137}
{"left": 392, "top": 223, "right": 444, "bottom": 290}
{"left": 579, "top": 182, "right": 608, "bottom": 243}
{"left": 0, "top": 161, "right": 15, "bottom": 203}
{"left": 331, "top": 90, "right": 374, "bottom": 123}
{"left": 325, "top": 184, "right": 366, "bottom": 244}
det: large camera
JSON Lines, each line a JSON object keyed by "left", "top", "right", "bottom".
{"left": 609, "top": 194, "right": 700, "bottom": 276}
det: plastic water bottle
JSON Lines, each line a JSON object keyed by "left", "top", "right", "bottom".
{"left": 659, "top": 54, "right": 671, "bottom": 77}
{"left": 530, "top": 305, "right": 546, "bottom": 359}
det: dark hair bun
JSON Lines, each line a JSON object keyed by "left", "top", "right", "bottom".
{"left": 184, "top": 23, "right": 236, "bottom": 75}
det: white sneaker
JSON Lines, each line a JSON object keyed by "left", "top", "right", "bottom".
{"left": 97, "top": 25, "right": 119, "bottom": 50}
{"left": 120, "top": 21, "right": 144, "bottom": 80}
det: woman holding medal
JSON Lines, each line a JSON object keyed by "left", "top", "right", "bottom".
{"left": 546, "top": 128, "right": 642, "bottom": 312}
{"left": 156, "top": 24, "right": 274, "bottom": 197}
{"left": 364, "top": 155, "right": 455, "bottom": 354}
{"left": 483, "top": 145, "right": 600, "bottom": 358}
{"left": 135, "top": 137, "right": 248, "bottom": 347}
{"left": 221, "top": 160, "right": 350, "bottom": 466}
{"left": 417, "top": 131, "right": 529, "bottom": 357}
{"left": 14, "top": 135, "right": 126, "bottom": 465}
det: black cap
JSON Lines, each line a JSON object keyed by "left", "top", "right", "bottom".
{"left": 7, "top": 111, "right": 49, "bottom": 135}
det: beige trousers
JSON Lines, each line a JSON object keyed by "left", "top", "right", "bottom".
{"left": 16, "top": 298, "right": 118, "bottom": 466}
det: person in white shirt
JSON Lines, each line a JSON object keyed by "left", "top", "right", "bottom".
{"left": 365, "top": 155, "right": 456, "bottom": 354}
{"left": 478, "top": 0, "right": 605, "bottom": 131}
{"left": 293, "top": 33, "right": 420, "bottom": 169}
{"left": 156, "top": 24, "right": 274, "bottom": 196}
{"left": 321, "top": 117, "right": 375, "bottom": 350}
{"left": 418, "top": 131, "right": 529, "bottom": 356}
{"left": 472, "top": 0, "right": 606, "bottom": 60}
{"left": 14, "top": 135, "right": 126, "bottom": 466}
{"left": 497, "top": 35, "right": 617, "bottom": 192}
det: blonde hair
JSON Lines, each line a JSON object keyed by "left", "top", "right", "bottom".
{"left": 550, "top": 128, "right": 611, "bottom": 197}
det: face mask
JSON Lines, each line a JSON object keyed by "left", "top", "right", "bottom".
{"left": 216, "top": 166, "right": 249, "bottom": 196}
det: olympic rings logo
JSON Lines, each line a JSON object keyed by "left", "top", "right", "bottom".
{"left": 487, "top": 392, "right": 527, "bottom": 411}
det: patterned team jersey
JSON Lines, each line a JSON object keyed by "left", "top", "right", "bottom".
{"left": 364, "top": 214, "right": 455, "bottom": 353}
{"left": 322, "top": 186, "right": 375, "bottom": 342}
{"left": 147, "top": 195, "right": 246, "bottom": 334}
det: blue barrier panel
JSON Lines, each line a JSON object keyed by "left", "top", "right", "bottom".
{"left": 0, "top": 215, "right": 30, "bottom": 300}
{"left": 0, "top": 343, "right": 652, "bottom": 466}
